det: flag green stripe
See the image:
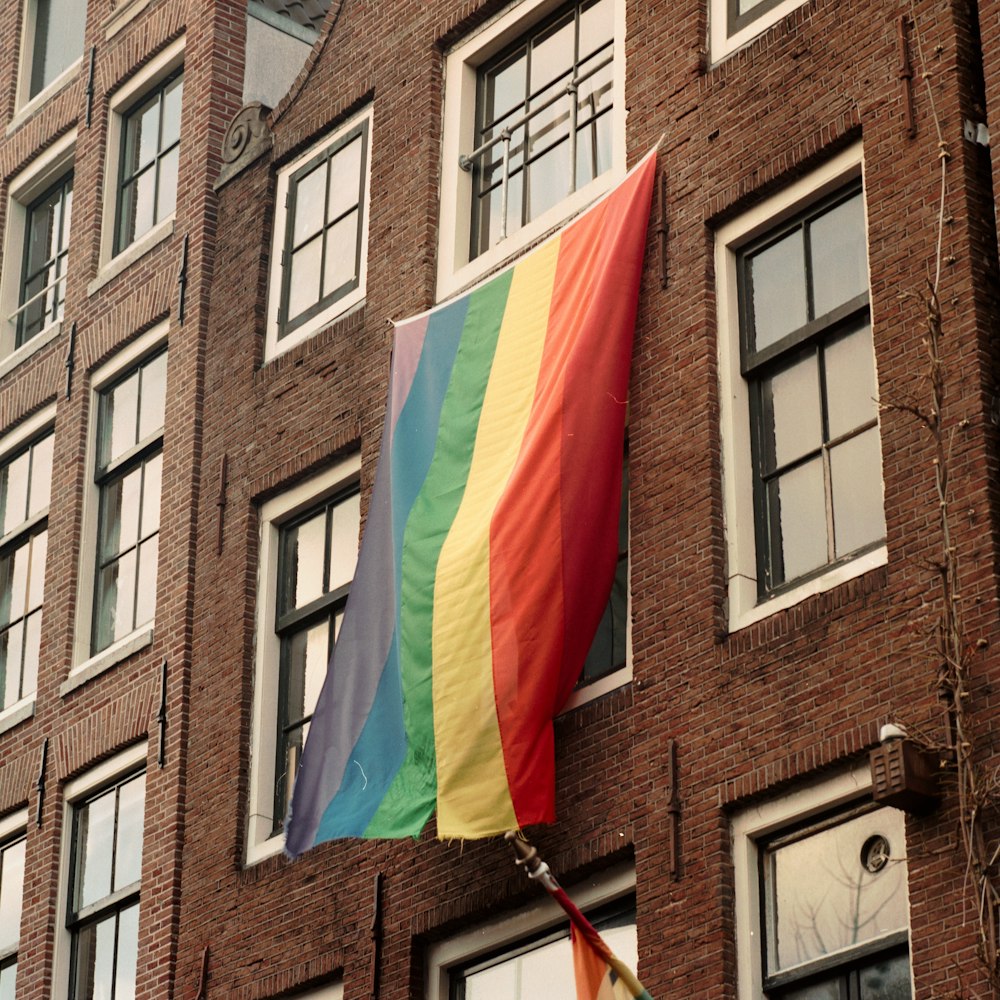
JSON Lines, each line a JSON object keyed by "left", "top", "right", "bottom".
{"left": 364, "top": 270, "right": 513, "bottom": 836}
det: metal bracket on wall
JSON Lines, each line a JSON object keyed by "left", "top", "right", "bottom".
{"left": 157, "top": 658, "right": 168, "bottom": 768}
{"left": 654, "top": 168, "right": 668, "bottom": 289}
{"left": 65, "top": 321, "right": 77, "bottom": 399}
{"left": 370, "top": 871, "right": 384, "bottom": 999}
{"left": 897, "top": 16, "right": 915, "bottom": 140}
{"left": 194, "top": 945, "right": 210, "bottom": 999}
{"left": 177, "top": 234, "right": 189, "bottom": 323}
{"left": 35, "top": 737, "right": 49, "bottom": 827}
{"left": 666, "top": 739, "right": 681, "bottom": 880}
{"left": 215, "top": 455, "right": 228, "bottom": 555}
{"left": 85, "top": 46, "right": 96, "bottom": 127}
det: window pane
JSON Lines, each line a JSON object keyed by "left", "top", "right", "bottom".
{"left": 113, "top": 904, "right": 140, "bottom": 1000}
{"left": 0, "top": 836, "right": 25, "bottom": 955}
{"left": 0, "top": 961, "right": 15, "bottom": 1000}
{"left": 155, "top": 146, "right": 179, "bottom": 223}
{"left": 323, "top": 210, "right": 360, "bottom": 296}
{"left": 860, "top": 953, "right": 911, "bottom": 1000}
{"left": 28, "top": 434, "right": 54, "bottom": 520}
{"left": 327, "top": 136, "right": 363, "bottom": 221}
{"left": 810, "top": 193, "right": 868, "bottom": 319}
{"left": 123, "top": 96, "right": 161, "bottom": 177}
{"left": 579, "top": 0, "right": 614, "bottom": 58}
{"left": 161, "top": 75, "right": 183, "bottom": 146}
{"left": 772, "top": 459, "right": 827, "bottom": 583}
{"left": 118, "top": 169, "right": 156, "bottom": 250}
{"left": 527, "top": 143, "right": 572, "bottom": 223}
{"left": 760, "top": 352, "right": 822, "bottom": 470}
{"left": 133, "top": 536, "right": 158, "bottom": 629}
{"left": 779, "top": 976, "right": 841, "bottom": 1000}
{"left": 287, "top": 237, "right": 323, "bottom": 322}
{"left": 30, "top": 0, "right": 87, "bottom": 97}
{"left": 529, "top": 13, "right": 573, "bottom": 94}
{"left": 766, "top": 808, "right": 907, "bottom": 973}
{"left": 748, "top": 230, "right": 807, "bottom": 350}
{"left": 101, "top": 466, "right": 142, "bottom": 558}
{"left": 292, "top": 165, "right": 327, "bottom": 246}
{"left": 0, "top": 625, "right": 23, "bottom": 710}
{"left": 328, "top": 491, "right": 361, "bottom": 593}
{"left": 285, "top": 620, "right": 331, "bottom": 728}
{"left": 575, "top": 107, "right": 612, "bottom": 188}
{"left": 286, "top": 510, "right": 327, "bottom": 609}
{"left": 78, "top": 791, "right": 116, "bottom": 909}
{"left": 830, "top": 428, "right": 885, "bottom": 558}
{"left": 140, "top": 454, "right": 162, "bottom": 538}
{"left": 464, "top": 961, "right": 518, "bottom": 1000}
{"left": 825, "top": 325, "right": 878, "bottom": 440}
{"left": 484, "top": 52, "right": 526, "bottom": 125}
{"left": 27, "top": 528, "right": 47, "bottom": 609}
{"left": 94, "top": 548, "right": 137, "bottom": 650}
{"left": 138, "top": 353, "right": 167, "bottom": 443}
{"left": 73, "top": 914, "right": 116, "bottom": 1000}
{"left": 1, "top": 451, "right": 30, "bottom": 536}
{"left": 103, "top": 373, "right": 139, "bottom": 467}
{"left": 114, "top": 775, "right": 145, "bottom": 891}
{"left": 21, "top": 609, "right": 41, "bottom": 703}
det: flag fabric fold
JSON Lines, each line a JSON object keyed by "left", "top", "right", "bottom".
{"left": 285, "top": 150, "right": 657, "bottom": 855}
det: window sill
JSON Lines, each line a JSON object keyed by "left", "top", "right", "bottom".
{"left": 0, "top": 321, "right": 62, "bottom": 380}
{"left": 265, "top": 295, "right": 366, "bottom": 364}
{"left": 728, "top": 545, "right": 888, "bottom": 633}
{"left": 0, "top": 697, "right": 35, "bottom": 735}
{"left": 6, "top": 60, "right": 83, "bottom": 136}
{"left": 62, "top": 627, "right": 154, "bottom": 696}
{"left": 246, "top": 829, "right": 286, "bottom": 866}
{"left": 562, "top": 663, "right": 631, "bottom": 712}
{"left": 88, "top": 217, "right": 175, "bottom": 297}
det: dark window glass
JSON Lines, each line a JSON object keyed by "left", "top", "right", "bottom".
{"left": 28, "top": 0, "right": 86, "bottom": 98}
{"left": 0, "top": 832, "right": 25, "bottom": 995}
{"left": 92, "top": 352, "right": 166, "bottom": 654}
{"left": 469, "top": 0, "right": 614, "bottom": 259}
{"left": 272, "top": 487, "right": 360, "bottom": 830}
{"left": 68, "top": 772, "right": 145, "bottom": 1000}
{"left": 0, "top": 431, "right": 52, "bottom": 709}
{"left": 279, "top": 119, "right": 369, "bottom": 338}
{"left": 737, "top": 186, "right": 884, "bottom": 598}
{"left": 115, "top": 73, "right": 183, "bottom": 254}
{"left": 17, "top": 172, "right": 72, "bottom": 347}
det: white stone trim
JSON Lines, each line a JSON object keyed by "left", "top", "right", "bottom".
{"left": 246, "top": 455, "right": 361, "bottom": 864}
{"left": 715, "top": 143, "right": 886, "bottom": 632}
{"left": 435, "top": 0, "right": 627, "bottom": 301}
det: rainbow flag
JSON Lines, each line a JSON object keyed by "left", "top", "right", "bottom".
{"left": 284, "top": 150, "right": 656, "bottom": 854}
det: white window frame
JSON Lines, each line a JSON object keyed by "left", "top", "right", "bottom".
{"left": 51, "top": 741, "right": 148, "bottom": 1000}
{"left": 247, "top": 453, "right": 361, "bottom": 864}
{"left": 709, "top": 0, "right": 809, "bottom": 63}
{"left": 91, "top": 36, "right": 184, "bottom": 292}
{"left": 0, "top": 806, "right": 28, "bottom": 989}
{"left": 731, "top": 764, "right": 911, "bottom": 1000}
{"left": 12, "top": 0, "right": 86, "bottom": 126}
{"left": 66, "top": 322, "right": 167, "bottom": 689}
{"left": 436, "top": 0, "right": 627, "bottom": 301}
{"left": 0, "top": 404, "right": 56, "bottom": 733}
{"left": 265, "top": 106, "right": 373, "bottom": 362}
{"left": 716, "top": 144, "right": 886, "bottom": 633}
{"left": 426, "top": 862, "right": 634, "bottom": 1000}
{"left": 0, "top": 130, "right": 75, "bottom": 374}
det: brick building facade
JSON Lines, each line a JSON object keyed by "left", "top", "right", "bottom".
{"left": 3, "top": 0, "right": 1000, "bottom": 998}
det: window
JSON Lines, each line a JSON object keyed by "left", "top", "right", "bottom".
{"left": 90, "top": 350, "right": 166, "bottom": 656}
{"left": 15, "top": 171, "right": 72, "bottom": 349}
{"left": 0, "top": 131, "right": 75, "bottom": 368}
{"left": 437, "top": 0, "right": 625, "bottom": 297}
{"left": 0, "top": 812, "right": 27, "bottom": 1000}
{"left": 467, "top": 0, "right": 614, "bottom": 260}
{"left": 427, "top": 864, "right": 636, "bottom": 1000}
{"left": 732, "top": 768, "right": 911, "bottom": 999}
{"left": 710, "top": 0, "right": 809, "bottom": 62}
{"left": 18, "top": 0, "right": 87, "bottom": 107}
{"left": 266, "top": 107, "right": 372, "bottom": 360}
{"left": 114, "top": 71, "right": 182, "bottom": 255}
{"left": 717, "top": 146, "right": 886, "bottom": 630}
{"left": 247, "top": 456, "right": 361, "bottom": 861}
{"left": 0, "top": 416, "right": 53, "bottom": 720}
{"left": 67, "top": 770, "right": 145, "bottom": 1000}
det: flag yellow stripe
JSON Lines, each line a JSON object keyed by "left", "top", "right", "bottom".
{"left": 432, "top": 237, "right": 561, "bottom": 838}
